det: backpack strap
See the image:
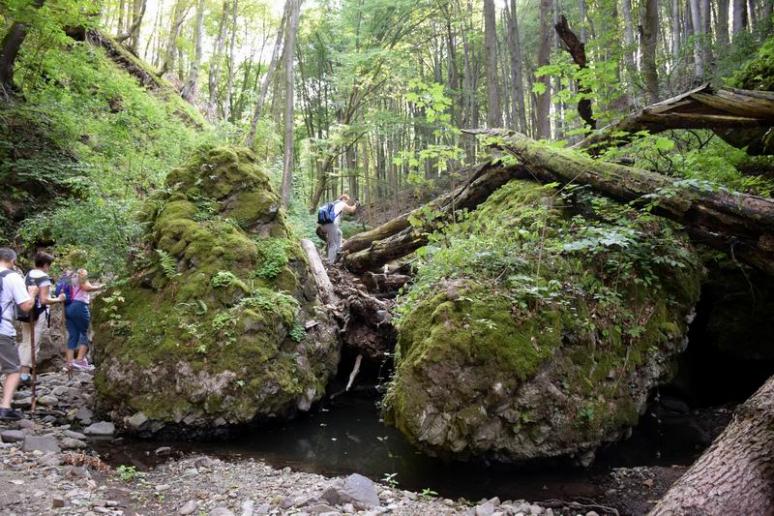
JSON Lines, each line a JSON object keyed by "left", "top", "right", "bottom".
{"left": 0, "top": 269, "right": 18, "bottom": 324}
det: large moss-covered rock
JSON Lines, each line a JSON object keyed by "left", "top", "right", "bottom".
{"left": 93, "top": 146, "right": 338, "bottom": 434}
{"left": 384, "top": 180, "right": 703, "bottom": 462}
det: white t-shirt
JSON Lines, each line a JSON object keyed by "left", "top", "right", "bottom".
{"left": 333, "top": 200, "right": 347, "bottom": 226}
{"left": 0, "top": 267, "right": 31, "bottom": 337}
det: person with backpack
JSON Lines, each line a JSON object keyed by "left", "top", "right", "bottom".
{"left": 0, "top": 248, "right": 37, "bottom": 420}
{"left": 18, "top": 252, "right": 67, "bottom": 385}
{"left": 62, "top": 268, "right": 103, "bottom": 371}
{"left": 317, "top": 194, "right": 358, "bottom": 264}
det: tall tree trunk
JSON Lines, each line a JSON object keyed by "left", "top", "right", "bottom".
{"left": 689, "top": 0, "right": 705, "bottom": 82}
{"left": 127, "top": 0, "right": 146, "bottom": 55}
{"left": 640, "top": 0, "right": 660, "bottom": 104}
{"left": 505, "top": 0, "right": 528, "bottom": 133}
{"left": 208, "top": 1, "right": 231, "bottom": 120}
{"left": 117, "top": 0, "right": 126, "bottom": 35}
{"left": 226, "top": 0, "right": 239, "bottom": 121}
{"left": 671, "top": 0, "right": 682, "bottom": 63}
{"left": 246, "top": 2, "right": 288, "bottom": 147}
{"left": 733, "top": 0, "right": 749, "bottom": 38}
{"left": 0, "top": 0, "right": 45, "bottom": 97}
{"left": 650, "top": 376, "right": 774, "bottom": 515}
{"left": 280, "top": 0, "right": 301, "bottom": 208}
{"left": 717, "top": 0, "right": 730, "bottom": 46}
{"left": 181, "top": 0, "right": 205, "bottom": 102}
{"left": 483, "top": 0, "right": 501, "bottom": 127}
{"left": 536, "top": 0, "right": 553, "bottom": 139}
{"left": 622, "top": 0, "right": 637, "bottom": 70}
{"left": 159, "top": 0, "right": 189, "bottom": 77}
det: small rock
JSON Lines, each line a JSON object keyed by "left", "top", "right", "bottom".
{"left": 18, "top": 419, "right": 35, "bottom": 429}
{"left": 155, "top": 484, "right": 171, "bottom": 492}
{"left": 340, "top": 473, "right": 380, "bottom": 508}
{"left": 23, "top": 434, "right": 60, "bottom": 453}
{"left": 210, "top": 508, "right": 236, "bottom": 516}
{"left": 126, "top": 412, "right": 148, "bottom": 430}
{"left": 1, "top": 429, "right": 25, "bottom": 442}
{"left": 64, "top": 430, "right": 87, "bottom": 440}
{"left": 51, "top": 386, "right": 69, "bottom": 396}
{"left": 60, "top": 437, "right": 87, "bottom": 450}
{"left": 37, "top": 452, "right": 63, "bottom": 467}
{"left": 37, "top": 394, "right": 59, "bottom": 406}
{"left": 306, "top": 503, "right": 336, "bottom": 514}
{"left": 154, "top": 446, "right": 173, "bottom": 456}
{"left": 178, "top": 500, "right": 198, "bottom": 515}
{"left": 52, "top": 495, "right": 66, "bottom": 508}
{"left": 585, "top": 512, "right": 600, "bottom": 516}
{"left": 241, "top": 499, "right": 254, "bottom": 516}
{"left": 475, "top": 502, "right": 496, "bottom": 516}
{"left": 83, "top": 421, "right": 115, "bottom": 436}
{"left": 320, "top": 487, "right": 343, "bottom": 506}
{"left": 75, "top": 406, "right": 93, "bottom": 424}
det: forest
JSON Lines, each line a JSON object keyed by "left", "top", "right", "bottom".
{"left": 0, "top": 0, "right": 773, "bottom": 514}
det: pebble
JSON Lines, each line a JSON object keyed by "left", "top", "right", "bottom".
{"left": 52, "top": 495, "right": 66, "bottom": 508}
{"left": 210, "top": 508, "right": 236, "bottom": 516}
{"left": 178, "top": 499, "right": 198, "bottom": 515}
{"left": 64, "top": 430, "right": 87, "bottom": 440}
{"left": 37, "top": 394, "right": 59, "bottom": 406}
{"left": 83, "top": 421, "right": 115, "bottom": 436}
{"left": 60, "top": 437, "right": 87, "bottom": 449}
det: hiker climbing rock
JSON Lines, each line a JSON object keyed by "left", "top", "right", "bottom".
{"left": 0, "top": 248, "right": 37, "bottom": 420}
{"left": 18, "top": 252, "right": 66, "bottom": 385}
{"left": 317, "top": 194, "right": 359, "bottom": 264}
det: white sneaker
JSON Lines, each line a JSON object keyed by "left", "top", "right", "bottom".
{"left": 71, "top": 359, "right": 95, "bottom": 372}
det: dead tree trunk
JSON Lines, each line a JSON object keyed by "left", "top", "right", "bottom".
{"left": 554, "top": 14, "right": 596, "bottom": 130}
{"left": 340, "top": 162, "right": 527, "bottom": 272}
{"left": 650, "top": 375, "right": 774, "bottom": 515}
{"left": 576, "top": 84, "right": 774, "bottom": 155}
{"left": 477, "top": 130, "right": 774, "bottom": 276}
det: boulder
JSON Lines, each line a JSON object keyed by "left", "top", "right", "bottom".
{"left": 384, "top": 180, "right": 703, "bottom": 462}
{"left": 23, "top": 435, "right": 61, "bottom": 453}
{"left": 93, "top": 146, "right": 339, "bottom": 434}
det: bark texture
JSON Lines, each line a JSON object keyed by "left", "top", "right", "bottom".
{"left": 577, "top": 84, "right": 774, "bottom": 155}
{"left": 478, "top": 130, "right": 774, "bottom": 276}
{"left": 650, "top": 375, "right": 774, "bottom": 515}
{"left": 554, "top": 14, "right": 596, "bottom": 130}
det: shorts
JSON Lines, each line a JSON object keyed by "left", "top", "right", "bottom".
{"left": 0, "top": 334, "right": 21, "bottom": 374}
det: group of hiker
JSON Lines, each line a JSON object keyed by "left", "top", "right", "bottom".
{"left": 0, "top": 247, "right": 102, "bottom": 421}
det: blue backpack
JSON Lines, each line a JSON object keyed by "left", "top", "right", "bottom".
{"left": 54, "top": 273, "right": 75, "bottom": 305}
{"left": 317, "top": 202, "right": 338, "bottom": 225}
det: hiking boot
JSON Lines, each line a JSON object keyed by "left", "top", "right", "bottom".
{"left": 0, "top": 408, "right": 22, "bottom": 421}
{"left": 71, "top": 359, "right": 95, "bottom": 372}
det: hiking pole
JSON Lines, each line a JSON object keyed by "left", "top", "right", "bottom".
{"left": 29, "top": 316, "right": 37, "bottom": 413}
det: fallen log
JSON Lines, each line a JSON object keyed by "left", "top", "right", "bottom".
{"left": 341, "top": 161, "right": 528, "bottom": 272}
{"left": 474, "top": 130, "right": 774, "bottom": 276}
{"left": 300, "top": 238, "right": 336, "bottom": 305}
{"left": 576, "top": 84, "right": 774, "bottom": 155}
{"left": 649, "top": 375, "right": 774, "bottom": 515}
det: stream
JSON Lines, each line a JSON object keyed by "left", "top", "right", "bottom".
{"left": 90, "top": 331, "right": 774, "bottom": 507}
{"left": 93, "top": 384, "right": 730, "bottom": 505}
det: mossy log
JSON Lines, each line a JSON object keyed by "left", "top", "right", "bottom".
{"left": 341, "top": 161, "right": 528, "bottom": 272}
{"left": 575, "top": 84, "right": 774, "bottom": 155}
{"left": 476, "top": 131, "right": 774, "bottom": 276}
{"left": 650, "top": 375, "right": 774, "bottom": 515}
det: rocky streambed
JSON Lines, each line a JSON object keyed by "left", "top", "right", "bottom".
{"left": 0, "top": 366, "right": 736, "bottom": 516}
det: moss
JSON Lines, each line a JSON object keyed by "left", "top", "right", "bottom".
{"left": 386, "top": 179, "right": 703, "bottom": 460}
{"left": 729, "top": 35, "right": 774, "bottom": 91}
{"left": 93, "top": 145, "right": 338, "bottom": 429}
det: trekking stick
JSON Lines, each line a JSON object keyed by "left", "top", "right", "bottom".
{"left": 29, "top": 316, "right": 37, "bottom": 413}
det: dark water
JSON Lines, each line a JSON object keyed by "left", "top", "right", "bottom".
{"left": 93, "top": 386, "right": 726, "bottom": 504}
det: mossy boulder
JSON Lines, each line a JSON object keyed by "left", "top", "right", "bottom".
{"left": 384, "top": 180, "right": 703, "bottom": 462}
{"left": 93, "top": 146, "right": 338, "bottom": 434}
